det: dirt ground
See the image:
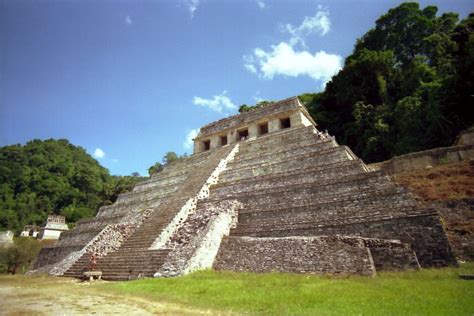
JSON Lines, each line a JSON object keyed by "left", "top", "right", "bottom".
{"left": 0, "top": 275, "right": 206, "bottom": 315}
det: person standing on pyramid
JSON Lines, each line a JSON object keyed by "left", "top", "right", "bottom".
{"left": 89, "top": 253, "right": 97, "bottom": 271}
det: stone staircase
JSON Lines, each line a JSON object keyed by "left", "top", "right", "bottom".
{"left": 45, "top": 146, "right": 234, "bottom": 280}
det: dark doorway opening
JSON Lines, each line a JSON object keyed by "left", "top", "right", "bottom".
{"left": 280, "top": 117, "right": 291, "bottom": 129}
{"left": 238, "top": 129, "right": 249, "bottom": 141}
{"left": 203, "top": 140, "right": 210, "bottom": 151}
{"left": 259, "top": 122, "right": 269, "bottom": 135}
{"left": 220, "top": 135, "right": 228, "bottom": 146}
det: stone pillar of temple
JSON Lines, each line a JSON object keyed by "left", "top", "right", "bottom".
{"left": 248, "top": 124, "right": 259, "bottom": 139}
{"left": 228, "top": 130, "right": 237, "bottom": 144}
{"left": 210, "top": 135, "right": 220, "bottom": 150}
{"left": 194, "top": 140, "right": 205, "bottom": 154}
{"left": 268, "top": 119, "right": 280, "bottom": 133}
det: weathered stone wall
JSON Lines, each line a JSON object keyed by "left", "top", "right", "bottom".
{"left": 369, "top": 144, "right": 474, "bottom": 175}
{"left": 370, "top": 247, "right": 420, "bottom": 271}
{"left": 214, "top": 236, "right": 376, "bottom": 276}
{"left": 241, "top": 215, "right": 456, "bottom": 268}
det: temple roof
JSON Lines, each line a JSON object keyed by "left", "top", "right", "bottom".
{"left": 196, "top": 96, "right": 315, "bottom": 139}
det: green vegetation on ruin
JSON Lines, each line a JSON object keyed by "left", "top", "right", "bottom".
{"left": 97, "top": 263, "right": 474, "bottom": 315}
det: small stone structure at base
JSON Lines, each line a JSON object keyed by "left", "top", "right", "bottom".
{"left": 20, "top": 225, "right": 39, "bottom": 238}
{"left": 31, "top": 97, "right": 457, "bottom": 280}
{"left": 38, "top": 215, "right": 69, "bottom": 240}
{"left": 83, "top": 271, "right": 102, "bottom": 281}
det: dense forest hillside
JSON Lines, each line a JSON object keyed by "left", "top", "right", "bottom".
{"left": 300, "top": 3, "right": 473, "bottom": 163}
{"left": 0, "top": 139, "right": 142, "bottom": 232}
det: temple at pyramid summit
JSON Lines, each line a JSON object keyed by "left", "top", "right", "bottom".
{"left": 31, "top": 97, "right": 457, "bottom": 280}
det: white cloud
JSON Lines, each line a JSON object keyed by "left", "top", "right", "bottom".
{"left": 285, "top": 7, "right": 330, "bottom": 46}
{"left": 111, "top": 158, "right": 119, "bottom": 163}
{"left": 184, "top": 128, "right": 200, "bottom": 150}
{"left": 193, "top": 91, "right": 236, "bottom": 113}
{"left": 93, "top": 148, "right": 105, "bottom": 159}
{"left": 250, "top": 42, "right": 342, "bottom": 83}
{"left": 184, "top": 0, "right": 200, "bottom": 19}
{"left": 125, "top": 15, "right": 133, "bottom": 25}
{"left": 243, "top": 6, "right": 340, "bottom": 85}
{"left": 256, "top": 0, "right": 266, "bottom": 9}
{"left": 244, "top": 63, "right": 257, "bottom": 74}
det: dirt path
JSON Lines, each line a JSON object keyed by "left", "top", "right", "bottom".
{"left": 0, "top": 276, "right": 206, "bottom": 315}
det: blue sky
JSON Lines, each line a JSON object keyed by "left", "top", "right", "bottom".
{"left": 1, "top": 0, "right": 472, "bottom": 176}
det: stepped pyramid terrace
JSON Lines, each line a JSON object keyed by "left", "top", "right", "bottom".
{"left": 31, "top": 97, "right": 457, "bottom": 280}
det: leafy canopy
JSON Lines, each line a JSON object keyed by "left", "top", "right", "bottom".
{"left": 302, "top": 3, "right": 473, "bottom": 163}
{"left": 0, "top": 139, "right": 143, "bottom": 231}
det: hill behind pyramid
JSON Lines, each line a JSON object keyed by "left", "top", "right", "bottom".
{"left": 31, "top": 97, "right": 457, "bottom": 280}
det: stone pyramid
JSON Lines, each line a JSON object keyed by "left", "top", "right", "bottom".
{"left": 32, "top": 97, "right": 457, "bottom": 280}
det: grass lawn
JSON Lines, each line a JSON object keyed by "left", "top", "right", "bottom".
{"left": 98, "top": 262, "right": 474, "bottom": 315}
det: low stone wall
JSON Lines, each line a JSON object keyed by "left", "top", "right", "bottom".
{"left": 246, "top": 214, "right": 456, "bottom": 268}
{"left": 369, "top": 144, "right": 474, "bottom": 175}
{"left": 214, "top": 236, "right": 376, "bottom": 276}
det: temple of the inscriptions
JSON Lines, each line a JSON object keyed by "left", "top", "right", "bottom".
{"left": 31, "top": 97, "right": 457, "bottom": 280}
